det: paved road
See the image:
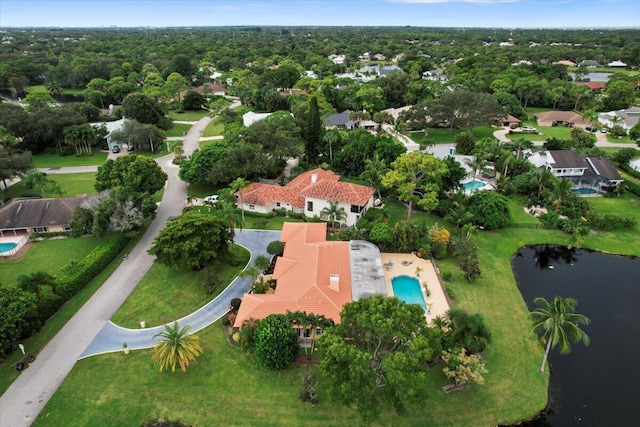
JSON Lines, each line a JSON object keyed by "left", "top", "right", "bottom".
{"left": 0, "top": 115, "right": 212, "bottom": 427}
{"left": 493, "top": 127, "right": 635, "bottom": 148}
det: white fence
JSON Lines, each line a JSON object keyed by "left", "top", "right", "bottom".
{"left": 0, "top": 235, "right": 28, "bottom": 257}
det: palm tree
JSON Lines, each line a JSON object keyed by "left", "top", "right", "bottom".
{"left": 464, "top": 155, "right": 489, "bottom": 193}
{"left": 152, "top": 322, "right": 203, "bottom": 373}
{"left": 546, "top": 178, "right": 572, "bottom": 212}
{"left": 530, "top": 296, "right": 590, "bottom": 374}
{"left": 321, "top": 201, "right": 347, "bottom": 229}
{"left": 445, "top": 205, "right": 474, "bottom": 229}
{"left": 230, "top": 177, "right": 250, "bottom": 227}
{"left": 217, "top": 202, "right": 240, "bottom": 245}
{"left": 533, "top": 168, "right": 555, "bottom": 199}
{"left": 360, "top": 153, "right": 389, "bottom": 201}
{"left": 322, "top": 130, "right": 340, "bottom": 164}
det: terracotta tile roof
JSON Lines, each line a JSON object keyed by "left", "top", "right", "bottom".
{"left": 233, "top": 222, "right": 352, "bottom": 327}
{"left": 575, "top": 81, "right": 606, "bottom": 90}
{"left": 239, "top": 183, "right": 304, "bottom": 208}
{"left": 299, "top": 180, "right": 374, "bottom": 206}
{"left": 285, "top": 168, "right": 339, "bottom": 193}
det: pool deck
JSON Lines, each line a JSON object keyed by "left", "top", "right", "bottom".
{"left": 381, "top": 252, "right": 450, "bottom": 324}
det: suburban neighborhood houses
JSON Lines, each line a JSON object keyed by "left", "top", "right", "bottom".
{"left": 1, "top": 13, "right": 640, "bottom": 427}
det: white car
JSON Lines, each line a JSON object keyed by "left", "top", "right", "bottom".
{"left": 203, "top": 195, "right": 219, "bottom": 204}
{"left": 521, "top": 126, "right": 537, "bottom": 132}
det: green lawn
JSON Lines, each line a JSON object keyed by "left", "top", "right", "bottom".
{"left": 407, "top": 126, "right": 496, "bottom": 144}
{"left": 164, "top": 123, "right": 192, "bottom": 138}
{"left": 0, "top": 237, "right": 102, "bottom": 288}
{"left": 202, "top": 118, "right": 225, "bottom": 138}
{"left": 167, "top": 110, "right": 211, "bottom": 121}
{"left": 25, "top": 85, "right": 84, "bottom": 95}
{"left": 606, "top": 134, "right": 636, "bottom": 144}
{"left": 111, "top": 245, "right": 249, "bottom": 329}
{"left": 3, "top": 172, "right": 97, "bottom": 200}
{"left": 506, "top": 125, "right": 572, "bottom": 142}
{"left": 32, "top": 152, "right": 108, "bottom": 168}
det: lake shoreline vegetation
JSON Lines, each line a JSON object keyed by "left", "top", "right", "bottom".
{"left": 1, "top": 25, "right": 639, "bottom": 426}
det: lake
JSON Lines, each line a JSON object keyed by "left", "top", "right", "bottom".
{"left": 511, "top": 245, "right": 640, "bottom": 426}
{"left": 568, "top": 72, "right": 612, "bottom": 82}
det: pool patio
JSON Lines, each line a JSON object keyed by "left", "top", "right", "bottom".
{"left": 0, "top": 235, "right": 28, "bottom": 257}
{"left": 381, "top": 252, "right": 451, "bottom": 324}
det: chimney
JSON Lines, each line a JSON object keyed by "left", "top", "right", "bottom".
{"left": 311, "top": 172, "right": 318, "bottom": 183}
{"left": 329, "top": 274, "right": 339, "bottom": 292}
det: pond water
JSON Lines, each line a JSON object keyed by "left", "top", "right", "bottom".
{"left": 511, "top": 245, "right": 640, "bottom": 426}
{"left": 568, "top": 72, "right": 612, "bottom": 82}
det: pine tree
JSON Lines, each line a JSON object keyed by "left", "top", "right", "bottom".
{"left": 305, "top": 95, "right": 322, "bottom": 164}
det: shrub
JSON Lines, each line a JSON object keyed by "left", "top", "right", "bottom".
{"left": 54, "top": 234, "right": 129, "bottom": 300}
{"left": 221, "top": 316, "right": 230, "bottom": 326}
{"left": 468, "top": 192, "right": 511, "bottom": 230}
{"left": 441, "top": 271, "right": 452, "bottom": 281}
{"left": 267, "top": 240, "right": 285, "bottom": 256}
{"left": 230, "top": 298, "right": 242, "bottom": 312}
{"left": 445, "top": 285, "right": 456, "bottom": 300}
{"left": 585, "top": 212, "right": 636, "bottom": 230}
{"left": 35, "top": 293, "right": 66, "bottom": 322}
{"left": 253, "top": 314, "right": 299, "bottom": 370}
{"left": 253, "top": 218, "right": 268, "bottom": 229}
{"left": 299, "top": 369, "right": 318, "bottom": 404}
{"left": 368, "top": 223, "right": 394, "bottom": 249}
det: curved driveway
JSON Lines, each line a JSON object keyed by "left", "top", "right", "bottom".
{"left": 0, "top": 114, "right": 249, "bottom": 427}
{"left": 493, "top": 126, "right": 634, "bottom": 148}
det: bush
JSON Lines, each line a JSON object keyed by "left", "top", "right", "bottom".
{"left": 585, "top": 212, "right": 636, "bottom": 230}
{"left": 35, "top": 293, "right": 66, "bottom": 322}
{"left": 230, "top": 298, "right": 242, "bottom": 312}
{"left": 253, "top": 314, "right": 299, "bottom": 370}
{"left": 266, "top": 240, "right": 285, "bottom": 256}
{"left": 221, "top": 316, "right": 230, "bottom": 326}
{"left": 54, "top": 234, "right": 129, "bottom": 300}
{"left": 468, "top": 192, "right": 511, "bottom": 230}
{"left": 445, "top": 285, "right": 456, "bottom": 300}
{"left": 441, "top": 271, "right": 452, "bottom": 281}
{"left": 368, "top": 223, "right": 394, "bottom": 249}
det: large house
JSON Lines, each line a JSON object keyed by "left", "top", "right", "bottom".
{"left": 236, "top": 168, "right": 375, "bottom": 227}
{"left": 178, "top": 82, "right": 226, "bottom": 100}
{"left": 534, "top": 111, "right": 591, "bottom": 128}
{"left": 91, "top": 117, "right": 126, "bottom": 151}
{"left": 598, "top": 109, "right": 640, "bottom": 132}
{"left": 233, "top": 222, "right": 386, "bottom": 344}
{"left": 0, "top": 196, "right": 89, "bottom": 236}
{"left": 524, "top": 149, "right": 623, "bottom": 190}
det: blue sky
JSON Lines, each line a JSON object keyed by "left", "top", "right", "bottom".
{"left": 1, "top": 0, "right": 639, "bottom": 29}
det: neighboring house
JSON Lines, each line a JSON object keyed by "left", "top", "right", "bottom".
{"left": 392, "top": 53, "right": 405, "bottom": 62}
{"left": 501, "top": 115, "right": 521, "bottom": 127}
{"left": 178, "top": 82, "right": 226, "bottom": 100}
{"left": 511, "top": 60, "right": 533, "bottom": 66}
{"left": 334, "top": 72, "right": 377, "bottom": 83}
{"left": 279, "top": 88, "right": 308, "bottom": 97}
{"left": 305, "top": 70, "right": 318, "bottom": 79}
{"left": 598, "top": 109, "right": 640, "bottom": 131}
{"left": 233, "top": 222, "right": 387, "bottom": 344}
{"left": 242, "top": 111, "right": 273, "bottom": 127}
{"left": 575, "top": 81, "right": 606, "bottom": 91}
{"left": 324, "top": 110, "right": 358, "bottom": 130}
{"left": 523, "top": 149, "right": 623, "bottom": 189}
{"left": 359, "top": 52, "right": 371, "bottom": 61}
{"left": 534, "top": 111, "right": 591, "bottom": 128}
{"left": 328, "top": 54, "right": 346, "bottom": 65}
{"left": 236, "top": 168, "right": 375, "bottom": 227}
{"left": 381, "top": 105, "right": 413, "bottom": 123}
{"left": 552, "top": 60, "right": 577, "bottom": 67}
{"left": 578, "top": 60, "right": 601, "bottom": 67}
{"left": 91, "top": 117, "right": 126, "bottom": 151}
{"left": 372, "top": 53, "right": 386, "bottom": 61}
{"left": 0, "top": 196, "right": 89, "bottom": 236}
{"left": 422, "top": 69, "right": 447, "bottom": 81}
{"left": 358, "top": 64, "right": 403, "bottom": 77}
{"left": 607, "top": 60, "right": 627, "bottom": 68}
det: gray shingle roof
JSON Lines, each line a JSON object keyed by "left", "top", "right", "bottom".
{"left": 0, "top": 196, "right": 89, "bottom": 230}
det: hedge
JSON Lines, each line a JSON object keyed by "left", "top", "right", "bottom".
{"left": 55, "top": 234, "right": 129, "bottom": 300}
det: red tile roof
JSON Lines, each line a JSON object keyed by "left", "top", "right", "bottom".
{"left": 233, "top": 222, "right": 352, "bottom": 328}
{"left": 299, "top": 180, "right": 374, "bottom": 205}
{"left": 575, "top": 81, "right": 606, "bottom": 90}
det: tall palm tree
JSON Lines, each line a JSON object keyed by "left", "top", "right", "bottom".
{"left": 464, "top": 155, "right": 489, "bottom": 192}
{"left": 533, "top": 168, "right": 555, "bottom": 199}
{"left": 546, "top": 178, "right": 572, "bottom": 212}
{"left": 360, "top": 153, "right": 389, "bottom": 201}
{"left": 322, "top": 130, "right": 340, "bottom": 164}
{"left": 217, "top": 202, "right": 239, "bottom": 245}
{"left": 152, "top": 322, "right": 203, "bottom": 373}
{"left": 321, "top": 201, "right": 347, "bottom": 228}
{"left": 530, "top": 296, "right": 590, "bottom": 374}
{"left": 230, "top": 177, "right": 250, "bottom": 227}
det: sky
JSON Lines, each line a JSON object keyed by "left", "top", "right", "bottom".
{"left": 1, "top": 0, "right": 639, "bottom": 29}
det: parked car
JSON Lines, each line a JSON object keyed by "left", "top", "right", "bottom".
{"left": 509, "top": 123, "right": 518, "bottom": 129}
{"left": 600, "top": 128, "right": 607, "bottom": 133}
{"left": 111, "top": 145, "right": 120, "bottom": 153}
{"left": 586, "top": 126, "right": 597, "bottom": 132}
{"left": 203, "top": 195, "right": 219, "bottom": 204}
{"left": 521, "top": 126, "right": 537, "bottom": 132}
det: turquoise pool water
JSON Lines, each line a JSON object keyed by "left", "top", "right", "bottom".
{"left": 391, "top": 275, "right": 426, "bottom": 310}
{"left": 571, "top": 187, "right": 598, "bottom": 195}
{"left": 0, "top": 242, "right": 17, "bottom": 253}
{"left": 462, "top": 180, "right": 486, "bottom": 190}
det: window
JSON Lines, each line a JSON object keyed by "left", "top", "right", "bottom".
{"left": 307, "top": 201, "right": 313, "bottom": 212}
{"left": 63, "top": 225, "right": 71, "bottom": 231}
{"left": 316, "top": 328, "right": 323, "bottom": 336}
{"left": 34, "top": 227, "right": 47, "bottom": 233}
{"left": 350, "top": 205, "right": 363, "bottom": 213}
{"left": 276, "top": 202, "right": 281, "bottom": 207}
{"left": 249, "top": 205, "right": 255, "bottom": 210}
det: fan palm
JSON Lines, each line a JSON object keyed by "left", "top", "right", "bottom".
{"left": 321, "top": 201, "right": 347, "bottom": 228}
{"left": 152, "top": 322, "right": 203, "bottom": 373}
{"left": 230, "top": 177, "right": 250, "bottom": 227}
{"left": 530, "top": 296, "right": 590, "bottom": 374}
{"left": 360, "top": 153, "right": 389, "bottom": 201}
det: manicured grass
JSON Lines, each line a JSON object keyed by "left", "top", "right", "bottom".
{"left": 506, "top": 125, "right": 571, "bottom": 142}
{"left": 32, "top": 152, "right": 108, "bottom": 168}
{"left": 164, "top": 123, "right": 192, "bottom": 137}
{"left": 167, "top": 110, "right": 210, "bottom": 121}
{"left": 3, "top": 173, "right": 97, "bottom": 201}
{"left": 407, "top": 126, "right": 496, "bottom": 144}
{"left": 508, "top": 196, "right": 541, "bottom": 224}
{"left": 0, "top": 234, "right": 139, "bottom": 395}
{"left": 25, "top": 85, "right": 84, "bottom": 95}
{"left": 606, "top": 134, "right": 636, "bottom": 144}
{"left": 201, "top": 118, "right": 225, "bottom": 138}
{"left": 0, "top": 237, "right": 102, "bottom": 288}
{"left": 111, "top": 245, "right": 249, "bottom": 328}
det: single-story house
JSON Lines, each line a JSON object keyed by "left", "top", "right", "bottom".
{"left": 381, "top": 105, "right": 413, "bottom": 122}
{"left": 279, "top": 88, "right": 308, "bottom": 97}
{"left": 236, "top": 168, "right": 375, "bottom": 227}
{"left": 552, "top": 60, "right": 577, "bottom": 67}
{"left": 501, "top": 115, "right": 521, "bottom": 127}
{"left": 534, "top": 111, "right": 591, "bottom": 128}
{"left": 0, "top": 196, "right": 89, "bottom": 236}
{"left": 242, "top": 111, "right": 273, "bottom": 127}
{"left": 608, "top": 60, "right": 627, "bottom": 68}
{"left": 598, "top": 109, "right": 640, "bottom": 131}
{"left": 328, "top": 54, "right": 346, "bottom": 65}
{"left": 578, "top": 60, "right": 601, "bottom": 67}
{"left": 91, "top": 117, "right": 126, "bottom": 151}
{"left": 422, "top": 69, "right": 447, "bottom": 81}
{"left": 233, "top": 222, "right": 386, "bottom": 344}
{"left": 575, "top": 81, "right": 606, "bottom": 91}
{"left": 524, "top": 149, "right": 623, "bottom": 190}
{"left": 372, "top": 53, "right": 387, "bottom": 61}
{"left": 324, "top": 110, "right": 358, "bottom": 130}
{"left": 178, "top": 82, "right": 226, "bottom": 100}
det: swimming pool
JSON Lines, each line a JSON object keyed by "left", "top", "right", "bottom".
{"left": 462, "top": 180, "right": 486, "bottom": 191}
{"left": 571, "top": 187, "right": 598, "bottom": 195}
{"left": 391, "top": 275, "right": 427, "bottom": 311}
{"left": 0, "top": 242, "right": 17, "bottom": 253}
